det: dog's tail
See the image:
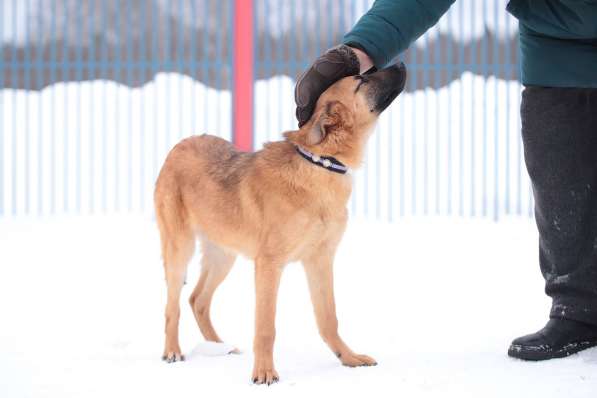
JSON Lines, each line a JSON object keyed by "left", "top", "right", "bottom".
{"left": 154, "top": 171, "right": 195, "bottom": 274}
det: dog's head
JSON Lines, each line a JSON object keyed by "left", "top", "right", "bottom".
{"left": 287, "top": 62, "right": 406, "bottom": 168}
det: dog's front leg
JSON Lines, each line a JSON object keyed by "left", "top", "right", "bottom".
{"left": 252, "top": 256, "right": 282, "bottom": 385}
{"left": 303, "top": 253, "right": 377, "bottom": 367}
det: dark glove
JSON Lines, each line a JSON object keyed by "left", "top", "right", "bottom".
{"left": 294, "top": 45, "right": 360, "bottom": 127}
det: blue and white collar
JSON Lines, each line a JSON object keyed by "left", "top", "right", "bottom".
{"left": 295, "top": 146, "right": 348, "bottom": 175}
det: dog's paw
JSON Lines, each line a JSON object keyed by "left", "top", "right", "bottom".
{"left": 162, "top": 352, "right": 185, "bottom": 363}
{"left": 251, "top": 367, "right": 279, "bottom": 386}
{"left": 338, "top": 352, "right": 377, "bottom": 367}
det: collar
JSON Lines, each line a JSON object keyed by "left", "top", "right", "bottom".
{"left": 295, "top": 146, "right": 348, "bottom": 175}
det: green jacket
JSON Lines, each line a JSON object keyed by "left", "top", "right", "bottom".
{"left": 343, "top": 0, "right": 597, "bottom": 88}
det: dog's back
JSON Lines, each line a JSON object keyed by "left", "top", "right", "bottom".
{"left": 155, "top": 134, "right": 253, "bottom": 195}
{"left": 154, "top": 134, "right": 257, "bottom": 259}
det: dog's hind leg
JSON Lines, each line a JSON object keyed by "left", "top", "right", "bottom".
{"left": 161, "top": 229, "right": 195, "bottom": 363}
{"left": 189, "top": 238, "right": 236, "bottom": 343}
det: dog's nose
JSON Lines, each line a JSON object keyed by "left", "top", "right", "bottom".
{"left": 376, "top": 62, "right": 407, "bottom": 93}
{"left": 387, "top": 61, "right": 406, "bottom": 74}
{"left": 367, "top": 62, "right": 407, "bottom": 113}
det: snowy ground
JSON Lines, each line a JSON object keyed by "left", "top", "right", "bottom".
{"left": 1, "top": 216, "right": 596, "bottom": 397}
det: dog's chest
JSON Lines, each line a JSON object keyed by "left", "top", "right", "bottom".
{"left": 304, "top": 205, "right": 347, "bottom": 240}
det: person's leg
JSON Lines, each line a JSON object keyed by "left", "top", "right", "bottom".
{"left": 509, "top": 86, "right": 597, "bottom": 361}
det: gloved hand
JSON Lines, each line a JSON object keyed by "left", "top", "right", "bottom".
{"left": 294, "top": 44, "right": 373, "bottom": 127}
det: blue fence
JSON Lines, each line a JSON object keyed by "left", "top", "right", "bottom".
{"left": 0, "top": 0, "right": 532, "bottom": 220}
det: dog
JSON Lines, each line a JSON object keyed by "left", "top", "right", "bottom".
{"left": 154, "top": 62, "right": 406, "bottom": 384}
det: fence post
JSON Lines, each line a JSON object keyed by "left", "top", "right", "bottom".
{"left": 233, "top": 0, "right": 254, "bottom": 151}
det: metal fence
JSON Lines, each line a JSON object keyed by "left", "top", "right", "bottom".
{"left": 0, "top": 0, "right": 533, "bottom": 220}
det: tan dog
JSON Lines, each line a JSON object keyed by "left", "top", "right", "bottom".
{"left": 154, "top": 63, "right": 406, "bottom": 384}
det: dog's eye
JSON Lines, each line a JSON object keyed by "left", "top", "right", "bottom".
{"left": 354, "top": 76, "right": 368, "bottom": 93}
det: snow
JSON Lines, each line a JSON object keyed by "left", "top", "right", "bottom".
{"left": 192, "top": 341, "right": 238, "bottom": 357}
{"left": 1, "top": 215, "right": 596, "bottom": 397}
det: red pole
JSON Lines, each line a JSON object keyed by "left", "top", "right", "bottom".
{"left": 233, "top": 0, "right": 254, "bottom": 151}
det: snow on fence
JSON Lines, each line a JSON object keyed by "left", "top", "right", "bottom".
{"left": 0, "top": 0, "right": 532, "bottom": 220}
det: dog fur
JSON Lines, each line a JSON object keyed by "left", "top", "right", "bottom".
{"left": 154, "top": 66, "right": 405, "bottom": 384}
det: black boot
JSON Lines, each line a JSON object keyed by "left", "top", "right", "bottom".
{"left": 508, "top": 318, "right": 597, "bottom": 361}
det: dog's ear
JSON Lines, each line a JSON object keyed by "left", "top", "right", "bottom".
{"left": 285, "top": 101, "right": 353, "bottom": 147}
{"left": 306, "top": 101, "right": 353, "bottom": 145}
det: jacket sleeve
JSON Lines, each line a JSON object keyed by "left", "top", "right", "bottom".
{"left": 343, "top": 0, "right": 456, "bottom": 67}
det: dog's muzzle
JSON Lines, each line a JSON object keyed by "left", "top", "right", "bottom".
{"left": 366, "top": 62, "right": 407, "bottom": 113}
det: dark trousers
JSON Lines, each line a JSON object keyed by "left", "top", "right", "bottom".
{"left": 521, "top": 87, "right": 597, "bottom": 326}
